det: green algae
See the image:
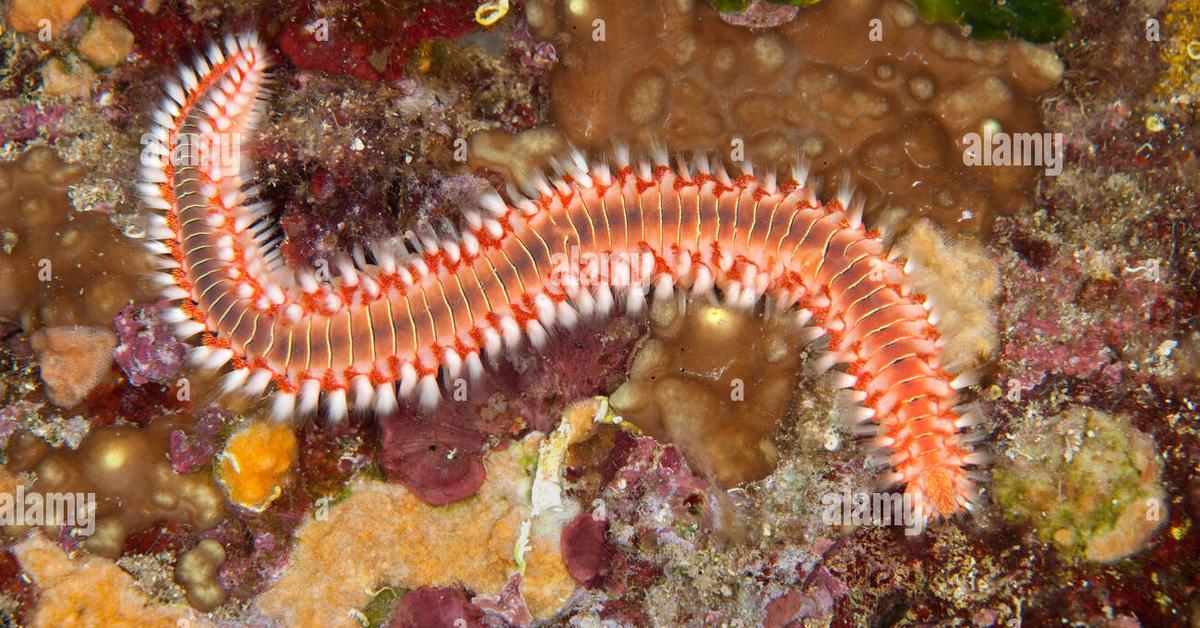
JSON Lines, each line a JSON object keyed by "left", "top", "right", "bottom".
{"left": 359, "top": 586, "right": 403, "bottom": 627}
{"left": 993, "top": 406, "right": 1167, "bottom": 562}
{"left": 913, "top": 0, "right": 1073, "bottom": 42}
{"left": 708, "top": 0, "right": 1071, "bottom": 42}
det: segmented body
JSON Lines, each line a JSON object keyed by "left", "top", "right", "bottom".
{"left": 139, "top": 34, "right": 984, "bottom": 519}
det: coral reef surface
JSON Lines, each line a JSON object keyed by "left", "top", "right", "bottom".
{"left": 0, "top": 0, "right": 1195, "bottom": 625}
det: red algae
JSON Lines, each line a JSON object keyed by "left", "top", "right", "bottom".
{"left": 86, "top": 0, "right": 205, "bottom": 65}
{"left": 561, "top": 513, "right": 615, "bottom": 588}
{"left": 275, "top": 0, "right": 479, "bottom": 81}
{"left": 378, "top": 407, "right": 489, "bottom": 506}
{"left": 390, "top": 586, "right": 485, "bottom": 628}
{"left": 113, "top": 303, "right": 190, "bottom": 387}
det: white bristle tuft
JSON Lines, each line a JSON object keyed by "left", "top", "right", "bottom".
{"left": 189, "top": 345, "right": 212, "bottom": 366}
{"left": 175, "top": 321, "right": 205, "bottom": 338}
{"left": 221, "top": 368, "right": 250, "bottom": 394}
{"left": 245, "top": 369, "right": 273, "bottom": 397}
{"left": 526, "top": 321, "right": 548, "bottom": 350}
{"left": 849, "top": 406, "right": 876, "bottom": 423}
{"left": 204, "top": 348, "right": 234, "bottom": 370}
{"left": 868, "top": 435, "right": 896, "bottom": 449}
{"left": 326, "top": 388, "right": 348, "bottom": 423}
{"left": 298, "top": 379, "right": 321, "bottom": 416}
{"left": 626, "top": 285, "right": 647, "bottom": 314}
{"left": 812, "top": 351, "right": 841, "bottom": 374}
{"left": 374, "top": 382, "right": 398, "bottom": 415}
{"left": 417, "top": 375, "right": 440, "bottom": 410}
{"left": 955, "top": 411, "right": 986, "bottom": 429}
{"left": 353, "top": 376, "right": 374, "bottom": 409}
{"left": 465, "top": 352, "right": 484, "bottom": 381}
{"left": 398, "top": 363, "right": 418, "bottom": 398}
{"left": 482, "top": 327, "right": 502, "bottom": 361}
{"left": 146, "top": 241, "right": 172, "bottom": 256}
{"left": 500, "top": 317, "right": 522, "bottom": 353}
{"left": 443, "top": 349, "right": 464, "bottom": 381}
{"left": 271, "top": 392, "right": 296, "bottom": 421}
{"left": 556, "top": 302, "right": 579, "bottom": 329}
{"left": 828, "top": 371, "right": 857, "bottom": 389}
{"left": 480, "top": 191, "right": 508, "bottom": 216}
{"left": 950, "top": 369, "right": 984, "bottom": 390}
{"left": 964, "top": 451, "right": 993, "bottom": 466}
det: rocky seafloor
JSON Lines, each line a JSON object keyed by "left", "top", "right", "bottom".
{"left": 0, "top": 0, "right": 1197, "bottom": 626}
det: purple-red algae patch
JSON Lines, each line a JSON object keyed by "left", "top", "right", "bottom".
{"left": 378, "top": 406, "right": 489, "bottom": 506}
{"left": 113, "top": 303, "right": 189, "bottom": 387}
{"left": 390, "top": 586, "right": 485, "bottom": 628}
{"left": 561, "top": 513, "right": 614, "bottom": 588}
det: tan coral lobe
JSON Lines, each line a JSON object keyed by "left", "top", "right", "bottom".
{"left": 29, "top": 325, "right": 116, "bottom": 407}
{"left": 0, "top": 147, "right": 152, "bottom": 332}
{"left": 9, "top": 418, "right": 226, "bottom": 558}
{"left": 611, "top": 298, "right": 810, "bottom": 487}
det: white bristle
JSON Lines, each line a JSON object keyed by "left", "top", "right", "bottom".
{"left": 828, "top": 372, "right": 857, "bottom": 389}
{"left": 326, "top": 388, "right": 348, "bottom": 423}
{"left": 398, "top": 363, "right": 418, "bottom": 398}
{"left": 293, "top": 380, "right": 320, "bottom": 417}
{"left": 482, "top": 327, "right": 502, "bottom": 360}
{"left": 465, "top": 352, "right": 483, "bottom": 381}
{"left": 955, "top": 411, "right": 986, "bottom": 429}
{"left": 245, "top": 369, "right": 273, "bottom": 397}
{"left": 271, "top": 392, "right": 296, "bottom": 421}
{"left": 352, "top": 376, "right": 374, "bottom": 409}
{"left": 204, "top": 348, "right": 234, "bottom": 370}
{"left": 480, "top": 191, "right": 508, "bottom": 216}
{"left": 622, "top": 283, "right": 645, "bottom": 314}
{"left": 950, "top": 369, "right": 983, "bottom": 390}
{"left": 964, "top": 451, "right": 993, "bottom": 466}
{"left": 526, "top": 321, "right": 548, "bottom": 350}
{"left": 500, "top": 317, "right": 522, "bottom": 352}
{"left": 417, "top": 375, "right": 440, "bottom": 410}
{"left": 175, "top": 321, "right": 205, "bottom": 338}
{"left": 812, "top": 352, "right": 841, "bottom": 373}
{"left": 221, "top": 368, "right": 250, "bottom": 394}
{"left": 442, "top": 349, "right": 464, "bottom": 381}
{"left": 849, "top": 406, "right": 876, "bottom": 423}
{"left": 162, "top": 307, "right": 188, "bottom": 323}
{"left": 374, "top": 382, "right": 398, "bottom": 415}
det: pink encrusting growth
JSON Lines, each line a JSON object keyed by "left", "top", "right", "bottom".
{"left": 140, "top": 33, "right": 987, "bottom": 520}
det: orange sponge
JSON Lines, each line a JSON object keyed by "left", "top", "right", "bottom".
{"left": 216, "top": 421, "right": 298, "bottom": 512}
